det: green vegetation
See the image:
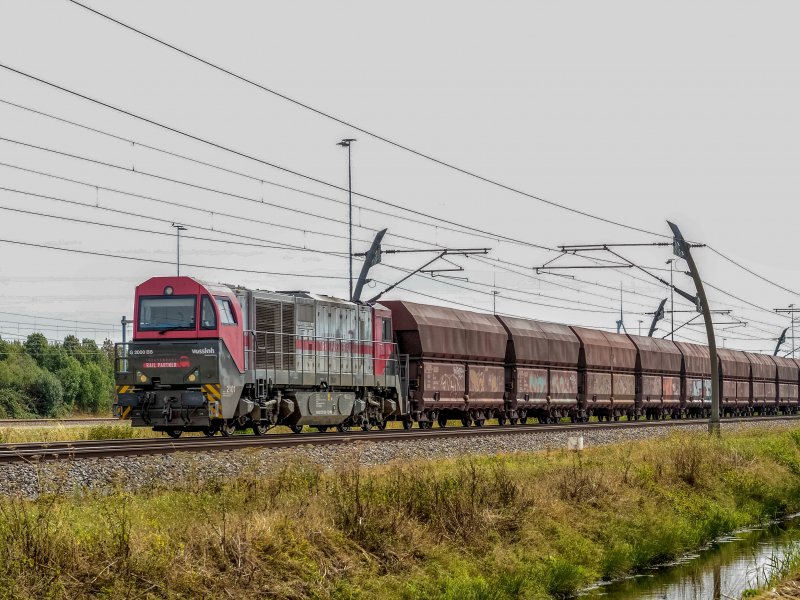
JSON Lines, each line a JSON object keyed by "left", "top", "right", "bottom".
{"left": 746, "top": 543, "right": 800, "bottom": 598}
{"left": 0, "top": 333, "right": 114, "bottom": 417}
{"left": 1, "top": 427, "right": 800, "bottom": 599}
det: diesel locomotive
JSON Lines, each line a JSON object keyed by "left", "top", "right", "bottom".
{"left": 114, "top": 276, "right": 799, "bottom": 435}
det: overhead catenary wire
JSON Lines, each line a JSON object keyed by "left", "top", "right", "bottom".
{"left": 0, "top": 96, "right": 542, "bottom": 248}
{"left": 0, "top": 185, "right": 354, "bottom": 258}
{"left": 0, "top": 62, "right": 560, "bottom": 253}
{"left": 66, "top": 0, "right": 669, "bottom": 240}
{"left": 0, "top": 238, "right": 349, "bottom": 279}
{"left": 708, "top": 246, "right": 800, "bottom": 298}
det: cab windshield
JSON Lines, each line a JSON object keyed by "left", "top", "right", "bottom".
{"left": 138, "top": 296, "right": 196, "bottom": 331}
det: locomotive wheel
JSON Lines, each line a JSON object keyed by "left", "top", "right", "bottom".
{"left": 376, "top": 420, "right": 387, "bottom": 430}
{"left": 252, "top": 422, "right": 270, "bottom": 436}
{"left": 437, "top": 415, "right": 448, "bottom": 428}
{"left": 402, "top": 419, "right": 413, "bottom": 430}
{"left": 166, "top": 429, "right": 183, "bottom": 439}
{"left": 362, "top": 421, "right": 373, "bottom": 431}
{"left": 220, "top": 422, "right": 237, "bottom": 437}
{"left": 290, "top": 424, "right": 304, "bottom": 434}
{"left": 316, "top": 426, "right": 329, "bottom": 433}
{"left": 337, "top": 423, "right": 352, "bottom": 433}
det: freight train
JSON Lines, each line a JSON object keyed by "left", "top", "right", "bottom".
{"left": 113, "top": 276, "right": 799, "bottom": 436}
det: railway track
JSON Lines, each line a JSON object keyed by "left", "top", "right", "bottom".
{"left": 0, "top": 417, "right": 118, "bottom": 428}
{"left": 0, "top": 415, "right": 797, "bottom": 464}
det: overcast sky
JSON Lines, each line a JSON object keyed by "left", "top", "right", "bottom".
{"left": 0, "top": 0, "right": 797, "bottom": 352}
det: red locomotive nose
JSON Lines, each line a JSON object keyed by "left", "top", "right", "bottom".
{"left": 179, "top": 356, "right": 191, "bottom": 368}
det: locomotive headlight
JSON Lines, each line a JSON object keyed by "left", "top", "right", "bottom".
{"left": 164, "top": 286, "right": 174, "bottom": 296}
{"left": 185, "top": 369, "right": 200, "bottom": 383}
{"left": 137, "top": 371, "right": 148, "bottom": 383}
{"left": 188, "top": 372, "right": 197, "bottom": 382}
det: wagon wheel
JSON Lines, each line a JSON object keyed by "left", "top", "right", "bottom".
{"left": 362, "top": 420, "right": 373, "bottom": 431}
{"left": 203, "top": 429, "right": 216, "bottom": 437}
{"left": 316, "top": 426, "right": 329, "bottom": 433}
{"left": 252, "top": 422, "right": 270, "bottom": 436}
{"left": 166, "top": 429, "right": 183, "bottom": 439}
{"left": 290, "top": 424, "right": 304, "bottom": 434}
{"left": 497, "top": 415, "right": 507, "bottom": 426}
{"left": 509, "top": 417, "right": 518, "bottom": 425}
{"left": 376, "top": 420, "right": 387, "bottom": 430}
{"left": 474, "top": 419, "right": 485, "bottom": 427}
{"left": 460, "top": 416, "right": 472, "bottom": 427}
{"left": 220, "top": 422, "right": 237, "bottom": 437}
{"left": 519, "top": 416, "right": 527, "bottom": 425}
{"left": 336, "top": 423, "right": 352, "bottom": 433}
{"left": 437, "top": 414, "right": 448, "bottom": 428}
{"left": 402, "top": 419, "right": 414, "bottom": 430}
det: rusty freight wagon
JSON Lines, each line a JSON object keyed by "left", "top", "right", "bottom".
{"left": 496, "top": 316, "right": 580, "bottom": 423}
{"left": 675, "top": 342, "right": 711, "bottom": 417}
{"left": 746, "top": 352, "right": 778, "bottom": 415}
{"left": 770, "top": 355, "right": 799, "bottom": 414}
{"left": 569, "top": 327, "right": 636, "bottom": 421}
{"left": 384, "top": 301, "right": 507, "bottom": 427}
{"left": 626, "top": 335, "right": 683, "bottom": 420}
{"left": 717, "top": 348, "right": 752, "bottom": 416}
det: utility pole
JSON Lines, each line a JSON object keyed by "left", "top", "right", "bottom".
{"left": 492, "top": 290, "right": 499, "bottom": 315}
{"left": 337, "top": 138, "right": 356, "bottom": 300}
{"left": 638, "top": 320, "right": 643, "bottom": 336}
{"left": 775, "top": 305, "right": 798, "bottom": 358}
{"left": 668, "top": 221, "right": 719, "bottom": 435}
{"left": 666, "top": 259, "right": 676, "bottom": 340}
{"left": 171, "top": 223, "right": 187, "bottom": 276}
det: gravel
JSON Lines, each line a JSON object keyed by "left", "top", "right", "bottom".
{"left": 1, "top": 419, "right": 798, "bottom": 498}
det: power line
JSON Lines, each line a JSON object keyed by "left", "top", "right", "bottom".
{"left": 0, "top": 62, "right": 559, "bottom": 253}
{"left": 0, "top": 159, "right": 373, "bottom": 248}
{"left": 0, "top": 137, "right": 483, "bottom": 254}
{"left": 0, "top": 184, "right": 353, "bottom": 259}
{"left": 0, "top": 238, "right": 348, "bottom": 279}
{"left": 708, "top": 246, "right": 800, "bottom": 297}
{"left": 66, "top": 0, "right": 668, "bottom": 240}
{"left": 0, "top": 311, "right": 116, "bottom": 327}
{"left": 0, "top": 96, "right": 535, "bottom": 247}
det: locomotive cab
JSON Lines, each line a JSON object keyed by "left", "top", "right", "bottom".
{"left": 114, "top": 276, "right": 246, "bottom": 436}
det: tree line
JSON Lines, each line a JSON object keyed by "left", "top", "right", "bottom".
{"left": 0, "top": 333, "right": 115, "bottom": 417}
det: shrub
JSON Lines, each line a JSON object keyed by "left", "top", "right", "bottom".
{"left": 31, "top": 371, "right": 64, "bottom": 416}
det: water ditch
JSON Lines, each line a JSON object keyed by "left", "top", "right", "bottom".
{"left": 580, "top": 514, "right": 800, "bottom": 599}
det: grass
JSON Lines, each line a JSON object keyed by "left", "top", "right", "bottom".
{"left": 1, "top": 427, "right": 800, "bottom": 598}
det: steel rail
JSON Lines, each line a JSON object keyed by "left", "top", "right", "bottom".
{"left": 0, "top": 415, "right": 798, "bottom": 464}
{"left": 0, "top": 418, "right": 119, "bottom": 427}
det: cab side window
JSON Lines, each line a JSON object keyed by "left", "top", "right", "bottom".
{"left": 382, "top": 318, "right": 392, "bottom": 342}
{"left": 215, "top": 297, "right": 237, "bottom": 325}
{"left": 200, "top": 296, "right": 217, "bottom": 330}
